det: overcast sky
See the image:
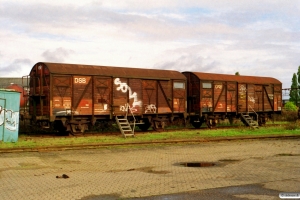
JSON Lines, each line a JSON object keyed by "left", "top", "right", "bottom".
{"left": 1, "top": 0, "right": 300, "bottom": 90}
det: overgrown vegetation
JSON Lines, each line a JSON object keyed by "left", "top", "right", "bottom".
{"left": 284, "top": 101, "right": 298, "bottom": 111}
{"left": 277, "top": 110, "right": 299, "bottom": 122}
{"left": 1, "top": 125, "right": 299, "bottom": 149}
{"left": 289, "top": 66, "right": 300, "bottom": 106}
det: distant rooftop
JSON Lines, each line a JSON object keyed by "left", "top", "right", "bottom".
{"left": 0, "top": 77, "right": 28, "bottom": 88}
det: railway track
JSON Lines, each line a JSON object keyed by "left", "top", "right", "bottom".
{"left": 19, "top": 123, "right": 283, "bottom": 139}
{"left": 0, "top": 124, "right": 294, "bottom": 153}
{"left": 1, "top": 134, "right": 299, "bottom": 153}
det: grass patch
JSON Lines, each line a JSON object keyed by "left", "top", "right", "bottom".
{"left": 1, "top": 125, "right": 300, "bottom": 149}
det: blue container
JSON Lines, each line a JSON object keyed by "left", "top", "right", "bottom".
{"left": 0, "top": 89, "right": 21, "bottom": 142}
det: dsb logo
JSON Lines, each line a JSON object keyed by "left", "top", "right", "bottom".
{"left": 74, "top": 78, "right": 86, "bottom": 84}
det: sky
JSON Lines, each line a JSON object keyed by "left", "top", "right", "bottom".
{"left": 1, "top": 0, "right": 300, "bottom": 91}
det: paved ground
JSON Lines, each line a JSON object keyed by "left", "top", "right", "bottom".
{"left": 0, "top": 138, "right": 299, "bottom": 200}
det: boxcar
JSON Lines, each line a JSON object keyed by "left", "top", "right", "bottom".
{"left": 27, "top": 62, "right": 187, "bottom": 134}
{"left": 182, "top": 72, "right": 282, "bottom": 128}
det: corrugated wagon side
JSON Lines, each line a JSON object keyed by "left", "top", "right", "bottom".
{"left": 27, "top": 62, "right": 187, "bottom": 135}
{"left": 183, "top": 72, "right": 282, "bottom": 128}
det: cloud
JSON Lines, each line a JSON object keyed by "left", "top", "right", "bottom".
{"left": 1, "top": 0, "right": 300, "bottom": 89}
{"left": 0, "top": 59, "right": 32, "bottom": 76}
{"left": 41, "top": 48, "right": 75, "bottom": 62}
{"left": 154, "top": 49, "right": 221, "bottom": 73}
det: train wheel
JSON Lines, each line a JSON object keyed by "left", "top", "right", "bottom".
{"left": 191, "top": 120, "right": 203, "bottom": 129}
{"left": 69, "top": 123, "right": 87, "bottom": 135}
{"left": 137, "top": 122, "right": 152, "bottom": 131}
{"left": 53, "top": 120, "right": 68, "bottom": 135}
{"left": 152, "top": 120, "right": 165, "bottom": 131}
{"left": 93, "top": 120, "right": 112, "bottom": 132}
{"left": 258, "top": 115, "right": 266, "bottom": 126}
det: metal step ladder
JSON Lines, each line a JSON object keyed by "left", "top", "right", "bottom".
{"left": 115, "top": 103, "right": 136, "bottom": 138}
{"left": 115, "top": 116, "right": 134, "bottom": 138}
{"left": 240, "top": 113, "right": 259, "bottom": 129}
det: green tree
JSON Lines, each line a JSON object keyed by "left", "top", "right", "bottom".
{"left": 235, "top": 72, "right": 240, "bottom": 75}
{"left": 289, "top": 73, "right": 299, "bottom": 105}
{"left": 297, "top": 66, "right": 300, "bottom": 97}
{"left": 284, "top": 101, "right": 298, "bottom": 111}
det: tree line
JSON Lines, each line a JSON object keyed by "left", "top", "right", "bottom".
{"left": 286, "top": 66, "right": 300, "bottom": 111}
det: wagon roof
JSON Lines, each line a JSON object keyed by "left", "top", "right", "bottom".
{"left": 36, "top": 62, "right": 186, "bottom": 80}
{"left": 185, "top": 72, "right": 281, "bottom": 85}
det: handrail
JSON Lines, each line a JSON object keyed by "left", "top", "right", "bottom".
{"left": 125, "top": 103, "right": 135, "bottom": 135}
{"left": 248, "top": 105, "right": 258, "bottom": 124}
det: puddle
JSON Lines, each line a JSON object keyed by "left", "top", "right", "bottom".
{"left": 179, "top": 162, "right": 216, "bottom": 167}
{"left": 55, "top": 160, "right": 81, "bottom": 164}
{"left": 108, "top": 166, "right": 170, "bottom": 174}
{"left": 275, "top": 153, "right": 300, "bottom": 157}
{"left": 176, "top": 159, "right": 242, "bottom": 168}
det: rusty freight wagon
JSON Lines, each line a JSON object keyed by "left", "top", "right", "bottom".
{"left": 183, "top": 72, "right": 282, "bottom": 128}
{"left": 26, "top": 62, "right": 187, "bottom": 135}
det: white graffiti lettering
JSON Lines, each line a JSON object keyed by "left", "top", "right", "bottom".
{"left": 120, "top": 103, "right": 137, "bottom": 113}
{"left": 114, "top": 78, "right": 142, "bottom": 112}
{"left": 248, "top": 96, "right": 255, "bottom": 103}
{"left": 239, "top": 85, "right": 246, "bottom": 93}
{"left": 0, "top": 106, "right": 19, "bottom": 131}
{"left": 145, "top": 104, "right": 157, "bottom": 113}
{"left": 215, "top": 85, "right": 222, "bottom": 89}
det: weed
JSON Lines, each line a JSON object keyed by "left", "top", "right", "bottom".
{"left": 284, "top": 120, "right": 300, "bottom": 130}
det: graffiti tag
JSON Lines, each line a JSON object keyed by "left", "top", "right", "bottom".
{"left": 114, "top": 78, "right": 142, "bottom": 112}
{"left": 120, "top": 103, "right": 138, "bottom": 113}
{"left": 239, "top": 85, "right": 246, "bottom": 93}
{"left": 248, "top": 96, "right": 255, "bottom": 103}
{"left": 0, "top": 106, "right": 19, "bottom": 131}
{"left": 215, "top": 85, "right": 222, "bottom": 89}
{"left": 145, "top": 104, "right": 157, "bottom": 113}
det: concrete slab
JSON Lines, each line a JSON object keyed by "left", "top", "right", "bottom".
{"left": 0, "top": 138, "right": 299, "bottom": 199}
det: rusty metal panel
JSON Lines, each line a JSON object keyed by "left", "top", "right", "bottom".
{"left": 72, "top": 76, "right": 92, "bottom": 115}
{"left": 182, "top": 72, "right": 200, "bottom": 113}
{"left": 173, "top": 81, "right": 186, "bottom": 113}
{"left": 274, "top": 92, "right": 281, "bottom": 111}
{"left": 143, "top": 80, "right": 157, "bottom": 114}
{"left": 201, "top": 83, "right": 213, "bottom": 112}
{"left": 28, "top": 63, "right": 51, "bottom": 117}
{"left": 157, "top": 81, "right": 172, "bottom": 113}
{"left": 213, "top": 82, "right": 225, "bottom": 112}
{"left": 263, "top": 85, "right": 274, "bottom": 111}
{"left": 112, "top": 78, "right": 143, "bottom": 116}
{"left": 187, "top": 72, "right": 281, "bottom": 85}
{"left": 94, "top": 77, "right": 111, "bottom": 115}
{"left": 254, "top": 90, "right": 263, "bottom": 111}
{"left": 226, "top": 82, "right": 237, "bottom": 112}
{"left": 35, "top": 62, "right": 186, "bottom": 80}
{"left": 184, "top": 71, "right": 281, "bottom": 114}
{"left": 226, "top": 91, "right": 236, "bottom": 112}
{"left": 238, "top": 84, "right": 247, "bottom": 112}
{"left": 274, "top": 84, "right": 282, "bottom": 111}
{"left": 113, "top": 78, "right": 128, "bottom": 115}
{"left": 128, "top": 79, "right": 142, "bottom": 115}
{"left": 247, "top": 84, "right": 255, "bottom": 111}
{"left": 52, "top": 76, "right": 72, "bottom": 116}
